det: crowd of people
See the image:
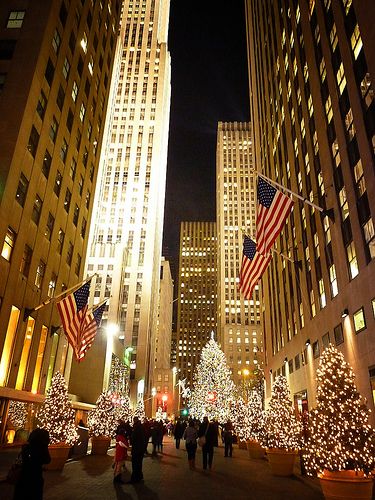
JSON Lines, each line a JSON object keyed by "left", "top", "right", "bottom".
{"left": 10, "top": 415, "right": 236, "bottom": 498}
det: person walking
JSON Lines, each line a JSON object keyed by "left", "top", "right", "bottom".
{"left": 223, "top": 419, "right": 234, "bottom": 457}
{"left": 13, "top": 428, "right": 51, "bottom": 500}
{"left": 173, "top": 419, "right": 184, "bottom": 449}
{"left": 183, "top": 419, "right": 198, "bottom": 470}
{"left": 113, "top": 426, "right": 129, "bottom": 483}
{"left": 198, "top": 416, "right": 216, "bottom": 471}
{"left": 127, "top": 417, "right": 146, "bottom": 484}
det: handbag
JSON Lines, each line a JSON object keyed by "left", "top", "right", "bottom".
{"left": 198, "top": 423, "right": 209, "bottom": 447}
{"left": 6, "top": 453, "right": 23, "bottom": 484}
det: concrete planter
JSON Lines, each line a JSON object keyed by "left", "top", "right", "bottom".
{"left": 319, "top": 470, "right": 373, "bottom": 500}
{"left": 238, "top": 439, "right": 247, "bottom": 450}
{"left": 91, "top": 435, "right": 111, "bottom": 455}
{"left": 246, "top": 439, "right": 265, "bottom": 459}
{"left": 46, "top": 443, "right": 71, "bottom": 471}
{"left": 266, "top": 448, "right": 298, "bottom": 476}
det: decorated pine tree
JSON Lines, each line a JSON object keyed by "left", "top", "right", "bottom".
{"left": 88, "top": 391, "right": 117, "bottom": 437}
{"left": 133, "top": 398, "right": 145, "bottom": 422}
{"left": 303, "top": 345, "right": 375, "bottom": 476}
{"left": 112, "top": 393, "right": 132, "bottom": 424}
{"left": 8, "top": 400, "right": 28, "bottom": 429}
{"left": 189, "top": 339, "right": 236, "bottom": 423}
{"left": 230, "top": 397, "right": 248, "bottom": 441}
{"left": 155, "top": 407, "right": 163, "bottom": 421}
{"left": 37, "top": 372, "right": 78, "bottom": 446}
{"left": 246, "top": 390, "right": 265, "bottom": 442}
{"left": 262, "top": 375, "right": 301, "bottom": 450}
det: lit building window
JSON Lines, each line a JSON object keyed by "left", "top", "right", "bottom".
{"left": 1, "top": 227, "right": 16, "bottom": 261}
{"left": 7, "top": 10, "right": 25, "bottom": 28}
{"left": 353, "top": 308, "right": 366, "bottom": 333}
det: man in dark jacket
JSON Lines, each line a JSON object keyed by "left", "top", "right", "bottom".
{"left": 173, "top": 419, "right": 184, "bottom": 449}
{"left": 128, "top": 417, "right": 146, "bottom": 483}
{"left": 198, "top": 417, "right": 216, "bottom": 470}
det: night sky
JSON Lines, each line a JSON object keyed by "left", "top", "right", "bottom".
{"left": 163, "top": 1, "right": 250, "bottom": 281}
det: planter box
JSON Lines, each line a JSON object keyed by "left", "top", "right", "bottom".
{"left": 266, "top": 448, "right": 297, "bottom": 476}
{"left": 91, "top": 435, "right": 111, "bottom": 455}
{"left": 238, "top": 440, "right": 247, "bottom": 450}
{"left": 319, "top": 470, "right": 373, "bottom": 500}
{"left": 46, "top": 443, "right": 71, "bottom": 471}
{"left": 246, "top": 440, "right": 265, "bottom": 459}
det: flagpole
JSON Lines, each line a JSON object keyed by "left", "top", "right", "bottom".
{"left": 23, "top": 274, "right": 97, "bottom": 320}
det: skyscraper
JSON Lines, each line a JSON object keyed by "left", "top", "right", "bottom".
{"left": 0, "top": 0, "right": 121, "bottom": 441}
{"left": 216, "top": 122, "right": 264, "bottom": 386}
{"left": 176, "top": 221, "right": 217, "bottom": 385}
{"left": 246, "top": 0, "right": 375, "bottom": 412}
{"left": 75, "top": 0, "right": 171, "bottom": 403}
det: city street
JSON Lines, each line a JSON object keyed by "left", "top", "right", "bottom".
{"left": 0, "top": 436, "right": 324, "bottom": 500}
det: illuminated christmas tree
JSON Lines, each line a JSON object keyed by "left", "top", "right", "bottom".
{"left": 303, "top": 345, "right": 375, "bottom": 476}
{"left": 112, "top": 393, "right": 132, "bottom": 424}
{"left": 8, "top": 400, "right": 28, "bottom": 429}
{"left": 37, "top": 372, "right": 78, "bottom": 446}
{"left": 246, "top": 390, "right": 265, "bottom": 442}
{"left": 88, "top": 391, "right": 117, "bottom": 437}
{"left": 155, "top": 407, "right": 163, "bottom": 421}
{"left": 133, "top": 398, "right": 145, "bottom": 422}
{"left": 230, "top": 397, "right": 248, "bottom": 441}
{"left": 189, "top": 339, "right": 236, "bottom": 423}
{"left": 262, "top": 375, "right": 301, "bottom": 450}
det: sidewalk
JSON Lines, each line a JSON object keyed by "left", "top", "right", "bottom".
{"left": 0, "top": 437, "right": 324, "bottom": 499}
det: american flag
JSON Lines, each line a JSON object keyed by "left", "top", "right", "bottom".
{"left": 256, "top": 177, "right": 294, "bottom": 255}
{"left": 77, "top": 302, "right": 106, "bottom": 361}
{"left": 56, "top": 281, "right": 91, "bottom": 361}
{"left": 239, "top": 236, "right": 271, "bottom": 300}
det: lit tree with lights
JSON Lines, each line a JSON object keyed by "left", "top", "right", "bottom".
{"left": 88, "top": 391, "right": 117, "bottom": 438}
{"left": 189, "top": 339, "right": 236, "bottom": 423}
{"left": 262, "top": 375, "right": 301, "bottom": 450}
{"left": 155, "top": 407, "right": 163, "bottom": 421}
{"left": 8, "top": 400, "right": 28, "bottom": 429}
{"left": 113, "top": 393, "right": 132, "bottom": 423}
{"left": 133, "top": 398, "right": 145, "bottom": 422}
{"left": 303, "top": 345, "right": 375, "bottom": 476}
{"left": 246, "top": 390, "right": 265, "bottom": 442}
{"left": 230, "top": 397, "right": 248, "bottom": 441}
{"left": 37, "top": 372, "right": 78, "bottom": 446}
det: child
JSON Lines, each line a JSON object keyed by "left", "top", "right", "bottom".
{"left": 113, "top": 426, "right": 129, "bottom": 483}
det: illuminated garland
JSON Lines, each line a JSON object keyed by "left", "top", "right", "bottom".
{"left": 189, "top": 339, "right": 236, "bottom": 423}
{"left": 303, "top": 344, "right": 375, "bottom": 476}
{"left": 88, "top": 391, "right": 117, "bottom": 438}
{"left": 262, "top": 375, "right": 301, "bottom": 451}
{"left": 37, "top": 372, "right": 78, "bottom": 446}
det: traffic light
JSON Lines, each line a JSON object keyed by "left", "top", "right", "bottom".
{"left": 181, "top": 408, "right": 189, "bottom": 417}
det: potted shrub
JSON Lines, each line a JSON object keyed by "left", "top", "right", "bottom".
{"left": 37, "top": 372, "right": 78, "bottom": 470}
{"left": 88, "top": 391, "right": 116, "bottom": 455}
{"left": 262, "top": 375, "right": 301, "bottom": 476}
{"left": 245, "top": 390, "right": 265, "bottom": 459}
{"left": 303, "top": 344, "right": 375, "bottom": 499}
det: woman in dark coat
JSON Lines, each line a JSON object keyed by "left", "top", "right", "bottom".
{"left": 14, "top": 428, "right": 51, "bottom": 500}
{"left": 198, "top": 417, "right": 216, "bottom": 470}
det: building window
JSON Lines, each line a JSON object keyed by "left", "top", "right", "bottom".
{"left": 1, "top": 227, "right": 16, "bottom": 261}
{"left": 36, "top": 90, "right": 47, "bottom": 119}
{"left": 353, "top": 308, "right": 366, "bottom": 333}
{"left": 27, "top": 126, "right": 39, "bottom": 157}
{"left": 57, "top": 229, "right": 65, "bottom": 254}
{"left": 16, "top": 173, "right": 28, "bottom": 206}
{"left": 48, "top": 273, "right": 57, "bottom": 298}
{"left": 56, "top": 84, "right": 65, "bottom": 110}
{"left": 75, "top": 254, "right": 82, "bottom": 275}
{"left": 346, "top": 241, "right": 359, "bottom": 279}
{"left": 288, "top": 359, "right": 293, "bottom": 374}
{"left": 45, "top": 213, "right": 55, "bottom": 240}
{"left": 7, "top": 11, "right": 25, "bottom": 28}
{"left": 52, "top": 29, "right": 61, "bottom": 53}
{"left": 60, "top": 138, "right": 68, "bottom": 162}
{"left": 334, "top": 323, "right": 344, "bottom": 346}
{"left": 66, "top": 241, "right": 73, "bottom": 265}
{"left": 31, "top": 195, "right": 42, "bottom": 224}
{"left": 0, "top": 306, "right": 20, "bottom": 386}
{"left": 64, "top": 189, "right": 71, "bottom": 213}
{"left": 372, "top": 298, "right": 375, "bottom": 318}
{"left": 42, "top": 150, "right": 52, "bottom": 178}
{"left": 62, "top": 57, "right": 70, "bottom": 80}
{"left": 312, "top": 340, "right": 320, "bottom": 359}
{"left": 79, "top": 102, "right": 86, "bottom": 122}
{"left": 73, "top": 205, "right": 79, "bottom": 226}
{"left": 295, "top": 353, "right": 300, "bottom": 370}
{"left": 54, "top": 171, "right": 62, "bottom": 196}
{"left": 44, "top": 58, "right": 55, "bottom": 86}
{"left": 322, "top": 332, "right": 330, "bottom": 349}
{"left": 20, "top": 244, "right": 32, "bottom": 277}
{"left": 49, "top": 116, "right": 58, "bottom": 142}
{"left": 71, "top": 80, "right": 79, "bottom": 102}
{"left": 351, "top": 24, "right": 363, "bottom": 60}
{"left": 81, "top": 218, "right": 87, "bottom": 238}
{"left": 35, "top": 260, "right": 46, "bottom": 289}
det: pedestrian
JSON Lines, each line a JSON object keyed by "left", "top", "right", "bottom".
{"left": 127, "top": 417, "right": 146, "bottom": 484}
{"left": 212, "top": 419, "right": 219, "bottom": 447}
{"left": 173, "top": 419, "right": 184, "bottom": 449}
{"left": 223, "top": 419, "right": 234, "bottom": 457}
{"left": 113, "top": 426, "right": 129, "bottom": 483}
{"left": 150, "top": 420, "right": 158, "bottom": 456}
{"left": 198, "top": 416, "right": 216, "bottom": 471}
{"left": 13, "top": 428, "right": 51, "bottom": 500}
{"left": 183, "top": 419, "right": 198, "bottom": 470}
{"left": 156, "top": 420, "right": 164, "bottom": 453}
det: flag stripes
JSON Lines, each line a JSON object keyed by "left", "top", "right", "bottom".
{"left": 239, "top": 236, "right": 271, "bottom": 300}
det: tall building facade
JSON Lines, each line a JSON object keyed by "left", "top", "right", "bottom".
{"left": 0, "top": 0, "right": 121, "bottom": 442}
{"left": 246, "top": 0, "right": 375, "bottom": 413}
{"left": 216, "top": 122, "right": 264, "bottom": 386}
{"left": 75, "top": 0, "right": 171, "bottom": 404}
{"left": 151, "top": 257, "right": 174, "bottom": 415}
{"left": 176, "top": 222, "right": 217, "bottom": 385}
